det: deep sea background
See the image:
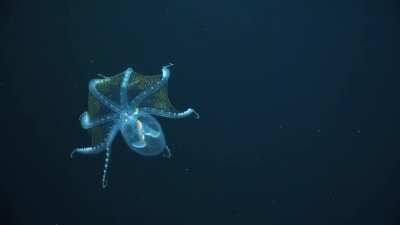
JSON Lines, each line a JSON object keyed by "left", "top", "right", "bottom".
{"left": 1, "top": 0, "right": 399, "bottom": 224}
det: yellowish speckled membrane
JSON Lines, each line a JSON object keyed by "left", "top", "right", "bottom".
{"left": 87, "top": 71, "right": 177, "bottom": 145}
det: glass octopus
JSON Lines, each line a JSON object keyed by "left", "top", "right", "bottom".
{"left": 71, "top": 64, "right": 199, "bottom": 188}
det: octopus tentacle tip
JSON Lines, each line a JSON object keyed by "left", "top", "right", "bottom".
{"left": 192, "top": 109, "right": 200, "bottom": 119}
{"left": 102, "top": 181, "right": 108, "bottom": 189}
{"left": 70, "top": 150, "right": 77, "bottom": 159}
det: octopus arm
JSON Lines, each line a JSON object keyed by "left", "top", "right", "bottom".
{"left": 71, "top": 123, "right": 120, "bottom": 158}
{"left": 130, "top": 63, "right": 172, "bottom": 107}
{"left": 120, "top": 68, "right": 134, "bottom": 108}
{"left": 89, "top": 79, "right": 122, "bottom": 113}
{"left": 140, "top": 107, "right": 199, "bottom": 119}
{"left": 79, "top": 111, "right": 118, "bottom": 129}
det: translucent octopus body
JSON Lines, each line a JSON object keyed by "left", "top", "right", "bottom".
{"left": 71, "top": 64, "right": 199, "bottom": 188}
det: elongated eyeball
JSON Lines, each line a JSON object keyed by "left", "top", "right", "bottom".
{"left": 79, "top": 111, "right": 91, "bottom": 129}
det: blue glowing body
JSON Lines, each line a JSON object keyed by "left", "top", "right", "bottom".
{"left": 71, "top": 64, "right": 199, "bottom": 188}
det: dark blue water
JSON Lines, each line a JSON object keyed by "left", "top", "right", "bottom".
{"left": 1, "top": 0, "right": 399, "bottom": 224}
